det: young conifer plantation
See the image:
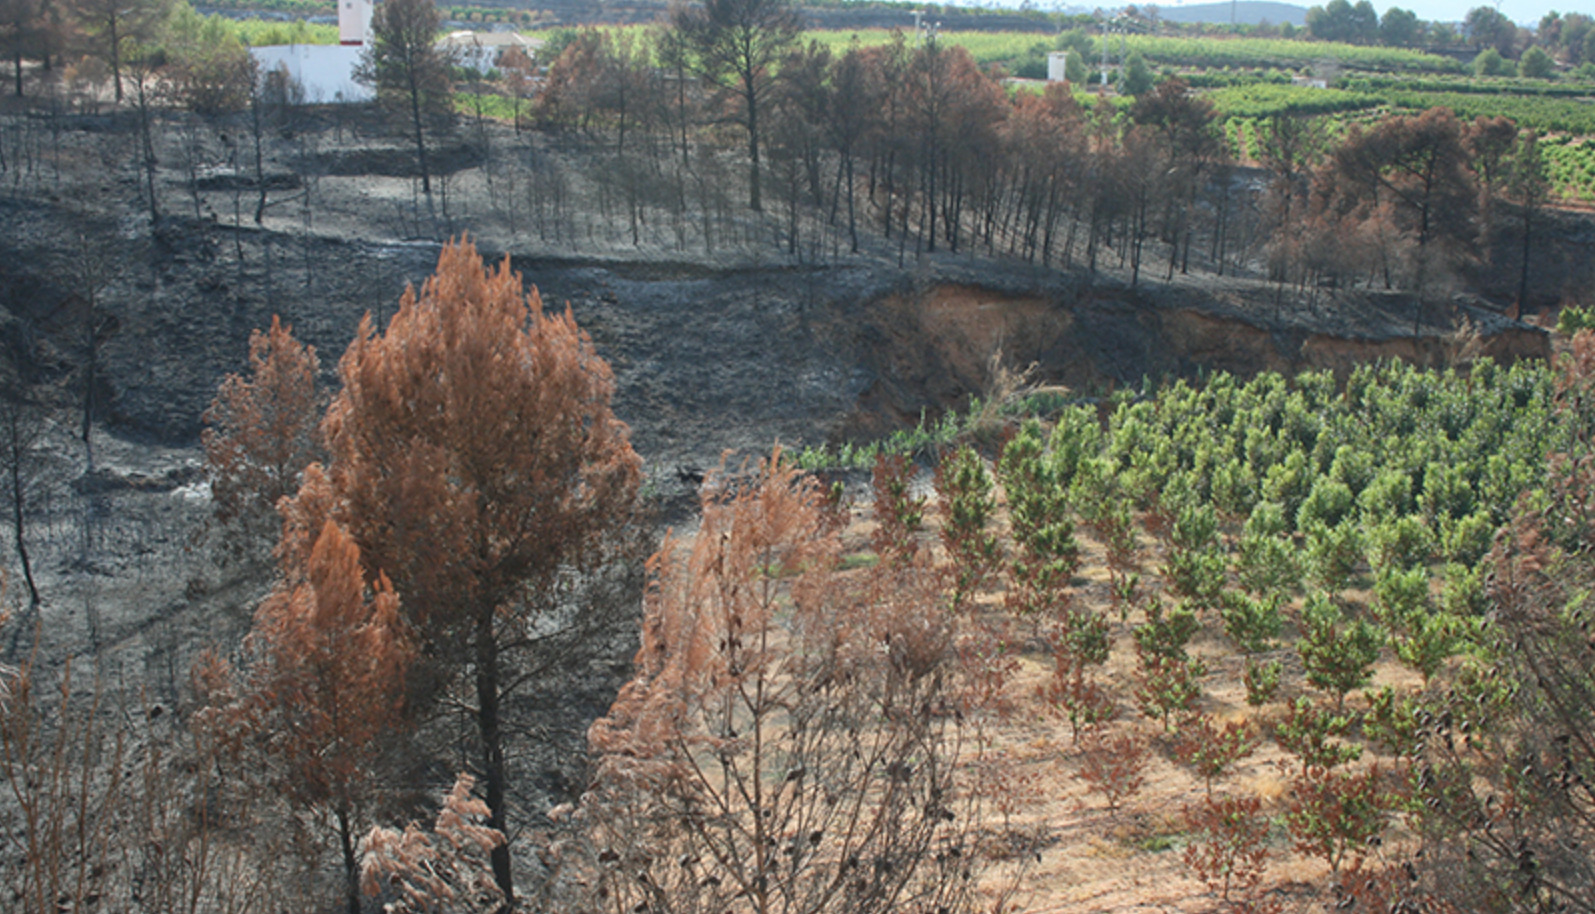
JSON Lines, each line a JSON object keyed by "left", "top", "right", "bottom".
{"left": 4, "top": 0, "right": 1595, "bottom": 910}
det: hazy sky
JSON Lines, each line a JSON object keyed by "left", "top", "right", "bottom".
{"left": 963, "top": 0, "right": 1561, "bottom": 27}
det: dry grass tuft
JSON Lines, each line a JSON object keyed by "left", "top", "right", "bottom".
{"left": 964, "top": 343, "right": 1071, "bottom": 447}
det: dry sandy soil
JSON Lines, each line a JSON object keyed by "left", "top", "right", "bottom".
{"left": 820, "top": 480, "right": 1428, "bottom": 914}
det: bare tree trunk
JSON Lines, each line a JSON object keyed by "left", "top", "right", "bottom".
{"left": 745, "top": 77, "right": 761, "bottom": 213}
{"left": 475, "top": 608, "right": 514, "bottom": 908}
{"left": 1517, "top": 205, "right": 1533, "bottom": 311}
{"left": 134, "top": 74, "right": 159, "bottom": 224}
{"left": 407, "top": 68, "right": 434, "bottom": 223}
{"left": 109, "top": 11, "right": 122, "bottom": 103}
{"left": 337, "top": 805, "right": 361, "bottom": 914}
{"left": 2, "top": 402, "right": 40, "bottom": 608}
{"left": 250, "top": 92, "right": 268, "bottom": 224}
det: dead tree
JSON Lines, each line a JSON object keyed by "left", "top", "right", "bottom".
{"left": 0, "top": 386, "right": 47, "bottom": 609}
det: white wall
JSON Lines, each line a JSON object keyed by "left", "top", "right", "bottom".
{"left": 250, "top": 45, "right": 373, "bottom": 104}
{"left": 339, "top": 0, "right": 373, "bottom": 46}
{"left": 1047, "top": 51, "right": 1069, "bottom": 82}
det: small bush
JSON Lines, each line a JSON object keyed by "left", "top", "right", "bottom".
{"left": 1078, "top": 729, "right": 1151, "bottom": 812}
{"left": 1182, "top": 793, "right": 1277, "bottom": 911}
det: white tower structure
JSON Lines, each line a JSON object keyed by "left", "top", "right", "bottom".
{"left": 1047, "top": 51, "right": 1069, "bottom": 82}
{"left": 340, "top": 0, "right": 373, "bottom": 47}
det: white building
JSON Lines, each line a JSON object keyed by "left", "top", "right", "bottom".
{"left": 339, "top": 0, "right": 372, "bottom": 46}
{"left": 437, "top": 30, "right": 544, "bottom": 74}
{"left": 250, "top": 0, "right": 374, "bottom": 102}
{"left": 250, "top": 0, "right": 541, "bottom": 101}
{"left": 1047, "top": 51, "right": 1070, "bottom": 82}
{"left": 250, "top": 44, "right": 370, "bottom": 103}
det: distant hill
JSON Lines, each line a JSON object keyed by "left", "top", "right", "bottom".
{"left": 1157, "top": 2, "right": 1309, "bottom": 26}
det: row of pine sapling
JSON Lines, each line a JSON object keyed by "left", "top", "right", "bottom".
{"left": 859, "top": 382, "right": 1540, "bottom": 911}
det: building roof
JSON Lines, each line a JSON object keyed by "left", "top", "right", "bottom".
{"left": 437, "top": 31, "right": 544, "bottom": 50}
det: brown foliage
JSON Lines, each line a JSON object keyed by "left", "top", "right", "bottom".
{"left": 250, "top": 521, "right": 409, "bottom": 794}
{"left": 197, "top": 512, "right": 412, "bottom": 913}
{"left": 202, "top": 315, "right": 323, "bottom": 530}
{"left": 1282, "top": 763, "right": 1393, "bottom": 876}
{"left": 1001, "top": 85, "right": 1088, "bottom": 264}
{"left": 1, "top": 648, "right": 291, "bottom": 914}
{"left": 362, "top": 774, "right": 505, "bottom": 914}
{"left": 1038, "top": 648, "right": 1117, "bottom": 744}
{"left": 1078, "top": 728, "right": 1150, "bottom": 813}
{"left": 1173, "top": 714, "right": 1259, "bottom": 796}
{"left": 282, "top": 235, "right": 643, "bottom": 904}
{"left": 316, "top": 236, "right": 641, "bottom": 636}
{"left": 0, "top": 657, "right": 125, "bottom": 914}
{"left": 1313, "top": 107, "right": 1477, "bottom": 294}
{"left": 573, "top": 448, "right": 998, "bottom": 914}
{"left": 1130, "top": 78, "right": 1220, "bottom": 165}
{"left": 1180, "top": 792, "right": 1276, "bottom": 912}
{"left": 539, "top": 28, "right": 656, "bottom": 150}
{"left": 1332, "top": 857, "right": 1460, "bottom": 914}
{"left": 955, "top": 614, "right": 1021, "bottom": 715}
{"left": 902, "top": 43, "right": 1007, "bottom": 254}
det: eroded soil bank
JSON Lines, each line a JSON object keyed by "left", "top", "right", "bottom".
{"left": 830, "top": 276, "right": 1549, "bottom": 440}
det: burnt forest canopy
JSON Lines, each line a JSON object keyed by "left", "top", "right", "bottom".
{"left": 2, "top": 0, "right": 1595, "bottom": 910}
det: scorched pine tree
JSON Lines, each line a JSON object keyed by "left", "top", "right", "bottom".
{"left": 244, "top": 502, "right": 411, "bottom": 914}
{"left": 202, "top": 315, "right": 323, "bottom": 537}
{"left": 282, "top": 237, "right": 643, "bottom": 907}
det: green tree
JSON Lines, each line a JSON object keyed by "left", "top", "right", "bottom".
{"left": 1120, "top": 49, "right": 1153, "bottom": 95}
{"left": 935, "top": 444, "right": 1001, "bottom": 611}
{"left": 73, "top": 0, "right": 173, "bottom": 103}
{"left": 1473, "top": 46, "right": 1510, "bottom": 76}
{"left": 1406, "top": 363, "right": 1595, "bottom": 911}
{"left": 1054, "top": 28, "right": 1094, "bottom": 81}
{"left": 1518, "top": 45, "right": 1554, "bottom": 78}
{"left": 1220, "top": 591, "right": 1283, "bottom": 655}
{"left": 1297, "top": 593, "right": 1383, "bottom": 707}
{"left": 1349, "top": 0, "right": 1379, "bottom": 43}
{"left": 166, "top": 5, "right": 255, "bottom": 115}
{"left": 1563, "top": 13, "right": 1593, "bottom": 63}
{"left": 1464, "top": 5, "right": 1516, "bottom": 56}
{"left": 1236, "top": 502, "right": 1300, "bottom": 597}
{"left": 1307, "top": 0, "right": 1355, "bottom": 42}
{"left": 1379, "top": 6, "right": 1420, "bottom": 47}
{"left": 669, "top": 0, "right": 802, "bottom": 212}
{"left": 998, "top": 420, "right": 1079, "bottom": 620}
{"left": 355, "top": 0, "right": 455, "bottom": 207}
